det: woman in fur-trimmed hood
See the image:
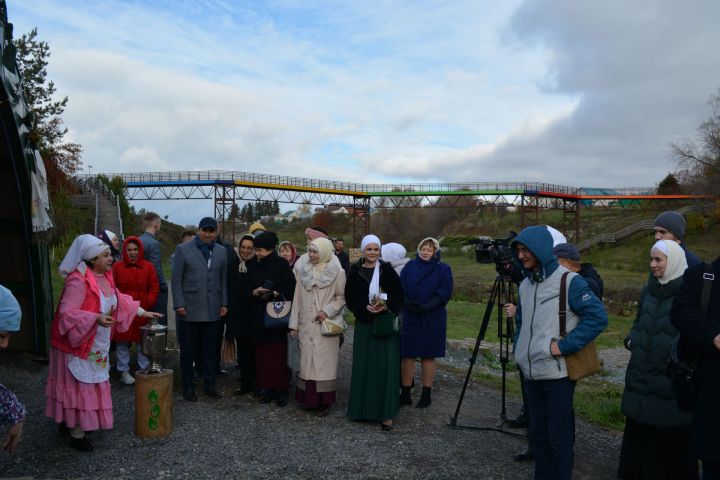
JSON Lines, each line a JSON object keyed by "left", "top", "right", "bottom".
{"left": 289, "top": 237, "right": 346, "bottom": 416}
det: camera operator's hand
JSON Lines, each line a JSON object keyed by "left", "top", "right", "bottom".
{"left": 503, "top": 303, "right": 516, "bottom": 318}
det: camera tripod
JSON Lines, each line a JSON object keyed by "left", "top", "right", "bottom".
{"left": 448, "top": 273, "right": 524, "bottom": 437}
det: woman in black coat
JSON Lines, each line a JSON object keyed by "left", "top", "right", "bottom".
{"left": 231, "top": 234, "right": 258, "bottom": 395}
{"left": 670, "top": 255, "right": 720, "bottom": 479}
{"left": 345, "top": 234, "right": 404, "bottom": 431}
{"left": 248, "top": 231, "right": 295, "bottom": 407}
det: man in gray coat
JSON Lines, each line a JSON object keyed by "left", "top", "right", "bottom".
{"left": 139, "top": 212, "right": 168, "bottom": 324}
{"left": 172, "top": 217, "right": 228, "bottom": 401}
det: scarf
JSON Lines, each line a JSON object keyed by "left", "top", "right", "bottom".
{"left": 381, "top": 242, "right": 407, "bottom": 263}
{"left": 59, "top": 234, "right": 111, "bottom": 278}
{"left": 299, "top": 238, "right": 340, "bottom": 290}
{"left": 195, "top": 235, "right": 215, "bottom": 263}
{"left": 0, "top": 285, "right": 21, "bottom": 332}
{"left": 305, "top": 227, "right": 328, "bottom": 241}
{"left": 652, "top": 239, "right": 688, "bottom": 285}
{"left": 361, "top": 234, "right": 382, "bottom": 304}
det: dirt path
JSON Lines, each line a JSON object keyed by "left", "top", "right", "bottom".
{"left": 0, "top": 327, "right": 621, "bottom": 479}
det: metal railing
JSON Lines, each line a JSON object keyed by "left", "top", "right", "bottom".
{"left": 576, "top": 205, "right": 712, "bottom": 252}
{"left": 74, "top": 176, "right": 123, "bottom": 238}
{"left": 79, "top": 171, "right": 658, "bottom": 197}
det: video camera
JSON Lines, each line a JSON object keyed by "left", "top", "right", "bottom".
{"left": 468, "top": 231, "right": 522, "bottom": 282}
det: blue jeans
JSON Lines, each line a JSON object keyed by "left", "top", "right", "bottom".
{"left": 179, "top": 320, "right": 219, "bottom": 392}
{"left": 525, "top": 377, "right": 576, "bottom": 480}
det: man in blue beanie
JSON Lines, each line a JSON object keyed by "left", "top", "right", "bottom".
{"left": 653, "top": 211, "right": 701, "bottom": 267}
{"left": 511, "top": 226, "right": 607, "bottom": 480}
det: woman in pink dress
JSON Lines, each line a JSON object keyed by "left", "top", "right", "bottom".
{"left": 45, "top": 234, "right": 162, "bottom": 452}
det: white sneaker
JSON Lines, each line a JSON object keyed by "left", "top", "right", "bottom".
{"left": 120, "top": 370, "right": 135, "bottom": 385}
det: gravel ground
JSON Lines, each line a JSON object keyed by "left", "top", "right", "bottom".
{"left": 1, "top": 327, "right": 622, "bottom": 480}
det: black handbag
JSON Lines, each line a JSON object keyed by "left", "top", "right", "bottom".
{"left": 668, "top": 335, "right": 700, "bottom": 412}
{"left": 262, "top": 299, "right": 292, "bottom": 330}
{"left": 371, "top": 312, "right": 399, "bottom": 337}
{"left": 667, "top": 262, "right": 714, "bottom": 412}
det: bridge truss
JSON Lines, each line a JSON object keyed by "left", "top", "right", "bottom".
{"left": 87, "top": 171, "right": 713, "bottom": 247}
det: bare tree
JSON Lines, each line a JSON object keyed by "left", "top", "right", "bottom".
{"left": 671, "top": 88, "right": 720, "bottom": 194}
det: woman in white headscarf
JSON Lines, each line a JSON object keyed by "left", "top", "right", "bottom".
{"left": 345, "top": 234, "right": 404, "bottom": 431}
{"left": 381, "top": 242, "right": 409, "bottom": 276}
{"left": 618, "top": 239, "right": 697, "bottom": 479}
{"left": 45, "top": 235, "right": 162, "bottom": 452}
{"left": 289, "top": 237, "right": 346, "bottom": 416}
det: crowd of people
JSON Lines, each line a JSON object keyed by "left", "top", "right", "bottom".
{"left": 1, "top": 208, "right": 719, "bottom": 480}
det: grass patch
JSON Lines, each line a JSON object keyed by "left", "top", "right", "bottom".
{"left": 444, "top": 359, "right": 625, "bottom": 431}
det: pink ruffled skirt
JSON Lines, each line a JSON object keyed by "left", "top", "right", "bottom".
{"left": 44, "top": 347, "right": 114, "bottom": 431}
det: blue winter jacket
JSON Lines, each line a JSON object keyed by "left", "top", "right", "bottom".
{"left": 511, "top": 226, "right": 608, "bottom": 380}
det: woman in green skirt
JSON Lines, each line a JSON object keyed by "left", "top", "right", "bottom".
{"left": 345, "top": 234, "right": 404, "bottom": 431}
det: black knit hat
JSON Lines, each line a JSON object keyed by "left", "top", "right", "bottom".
{"left": 653, "top": 211, "right": 686, "bottom": 241}
{"left": 253, "top": 231, "right": 279, "bottom": 249}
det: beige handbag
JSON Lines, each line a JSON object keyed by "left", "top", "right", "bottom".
{"left": 313, "top": 288, "right": 347, "bottom": 336}
{"left": 559, "top": 272, "right": 601, "bottom": 381}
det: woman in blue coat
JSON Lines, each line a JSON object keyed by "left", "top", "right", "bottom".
{"left": 399, "top": 237, "right": 453, "bottom": 408}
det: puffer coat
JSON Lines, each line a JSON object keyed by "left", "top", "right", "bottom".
{"left": 621, "top": 273, "right": 691, "bottom": 427}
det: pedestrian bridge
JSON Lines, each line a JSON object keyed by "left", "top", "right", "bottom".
{"left": 86, "top": 170, "right": 712, "bottom": 244}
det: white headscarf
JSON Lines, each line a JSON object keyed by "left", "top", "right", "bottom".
{"left": 651, "top": 239, "right": 688, "bottom": 285}
{"left": 545, "top": 226, "right": 567, "bottom": 247}
{"left": 299, "top": 237, "right": 339, "bottom": 290}
{"left": 361, "top": 234, "right": 382, "bottom": 304}
{"left": 59, "top": 234, "right": 111, "bottom": 278}
{"left": 381, "top": 243, "right": 407, "bottom": 263}
{"left": 104, "top": 230, "right": 117, "bottom": 242}
{"left": 416, "top": 237, "right": 441, "bottom": 256}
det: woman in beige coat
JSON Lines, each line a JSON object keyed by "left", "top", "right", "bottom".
{"left": 289, "top": 237, "right": 346, "bottom": 416}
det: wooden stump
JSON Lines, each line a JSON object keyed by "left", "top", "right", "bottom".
{"left": 135, "top": 369, "right": 173, "bottom": 438}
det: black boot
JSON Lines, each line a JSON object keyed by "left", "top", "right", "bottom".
{"left": 416, "top": 386, "right": 432, "bottom": 408}
{"left": 276, "top": 390, "right": 289, "bottom": 407}
{"left": 400, "top": 386, "right": 412, "bottom": 406}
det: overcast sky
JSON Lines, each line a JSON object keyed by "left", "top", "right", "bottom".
{"left": 12, "top": 0, "right": 720, "bottom": 225}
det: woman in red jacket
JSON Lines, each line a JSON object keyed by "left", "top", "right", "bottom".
{"left": 112, "top": 237, "right": 160, "bottom": 385}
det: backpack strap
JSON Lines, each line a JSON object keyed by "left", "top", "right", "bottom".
{"left": 701, "top": 262, "right": 714, "bottom": 319}
{"left": 559, "top": 272, "right": 571, "bottom": 337}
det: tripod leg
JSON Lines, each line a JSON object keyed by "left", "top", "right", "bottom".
{"left": 449, "top": 280, "right": 499, "bottom": 425}
{"left": 496, "top": 279, "right": 516, "bottom": 425}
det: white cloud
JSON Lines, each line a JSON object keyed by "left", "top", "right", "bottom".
{"left": 12, "top": 0, "right": 718, "bottom": 225}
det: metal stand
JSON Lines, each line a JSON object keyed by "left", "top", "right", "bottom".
{"left": 448, "top": 274, "right": 524, "bottom": 437}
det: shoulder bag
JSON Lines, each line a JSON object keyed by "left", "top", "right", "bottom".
{"left": 313, "top": 288, "right": 348, "bottom": 336}
{"left": 371, "top": 311, "right": 399, "bottom": 337}
{"left": 262, "top": 296, "right": 292, "bottom": 330}
{"left": 559, "top": 272, "right": 601, "bottom": 381}
{"left": 667, "top": 262, "right": 714, "bottom": 412}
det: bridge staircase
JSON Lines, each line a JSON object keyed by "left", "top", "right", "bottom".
{"left": 72, "top": 177, "right": 124, "bottom": 239}
{"left": 576, "top": 205, "right": 711, "bottom": 252}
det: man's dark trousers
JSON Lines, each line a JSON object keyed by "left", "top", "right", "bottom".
{"left": 179, "top": 319, "right": 219, "bottom": 392}
{"left": 525, "top": 376, "right": 576, "bottom": 480}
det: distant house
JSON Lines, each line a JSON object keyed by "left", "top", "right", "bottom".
{"left": 324, "top": 203, "right": 354, "bottom": 215}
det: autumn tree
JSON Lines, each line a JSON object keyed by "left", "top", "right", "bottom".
{"left": 14, "top": 28, "right": 82, "bottom": 194}
{"left": 671, "top": 88, "right": 720, "bottom": 195}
